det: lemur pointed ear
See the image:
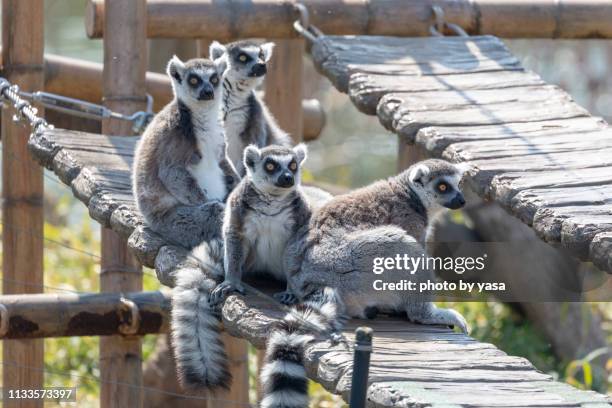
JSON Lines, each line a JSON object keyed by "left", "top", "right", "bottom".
{"left": 408, "top": 164, "right": 430, "bottom": 185}
{"left": 167, "top": 55, "right": 186, "bottom": 84}
{"left": 261, "top": 42, "right": 275, "bottom": 62}
{"left": 293, "top": 143, "right": 308, "bottom": 164}
{"left": 244, "top": 145, "right": 261, "bottom": 170}
{"left": 209, "top": 41, "right": 227, "bottom": 61}
{"left": 214, "top": 57, "right": 227, "bottom": 76}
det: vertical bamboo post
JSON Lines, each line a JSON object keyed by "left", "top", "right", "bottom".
{"left": 264, "top": 39, "right": 304, "bottom": 142}
{"left": 397, "top": 138, "right": 427, "bottom": 171}
{"left": 1, "top": 2, "right": 45, "bottom": 407}
{"left": 100, "top": 1, "right": 146, "bottom": 407}
{"left": 195, "top": 38, "right": 250, "bottom": 408}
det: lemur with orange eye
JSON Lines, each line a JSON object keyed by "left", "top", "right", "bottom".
{"left": 209, "top": 40, "right": 292, "bottom": 176}
{"left": 132, "top": 56, "right": 239, "bottom": 249}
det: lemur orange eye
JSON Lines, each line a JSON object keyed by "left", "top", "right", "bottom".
{"left": 189, "top": 77, "right": 199, "bottom": 85}
{"left": 210, "top": 74, "right": 219, "bottom": 85}
{"left": 265, "top": 162, "right": 275, "bottom": 172}
{"left": 438, "top": 183, "right": 448, "bottom": 192}
{"left": 289, "top": 161, "right": 297, "bottom": 171}
{"left": 239, "top": 54, "right": 248, "bottom": 62}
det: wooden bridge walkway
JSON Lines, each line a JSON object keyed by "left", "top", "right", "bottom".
{"left": 28, "top": 105, "right": 611, "bottom": 406}
{"left": 311, "top": 35, "right": 612, "bottom": 274}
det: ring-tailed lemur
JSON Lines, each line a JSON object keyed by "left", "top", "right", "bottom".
{"left": 260, "top": 287, "right": 345, "bottom": 408}
{"left": 132, "top": 55, "right": 239, "bottom": 249}
{"left": 255, "top": 160, "right": 470, "bottom": 408}
{"left": 172, "top": 144, "right": 313, "bottom": 391}
{"left": 209, "top": 40, "right": 292, "bottom": 175}
{"left": 210, "top": 143, "right": 311, "bottom": 305}
{"left": 284, "top": 159, "right": 470, "bottom": 333}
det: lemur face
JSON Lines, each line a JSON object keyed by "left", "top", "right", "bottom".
{"left": 166, "top": 56, "right": 226, "bottom": 105}
{"left": 209, "top": 40, "right": 275, "bottom": 85}
{"left": 243, "top": 144, "right": 307, "bottom": 195}
{"left": 407, "top": 159, "right": 469, "bottom": 210}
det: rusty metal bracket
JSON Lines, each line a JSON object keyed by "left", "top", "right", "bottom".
{"left": 117, "top": 296, "right": 140, "bottom": 336}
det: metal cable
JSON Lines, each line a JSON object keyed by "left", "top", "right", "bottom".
{"left": 0, "top": 77, "right": 153, "bottom": 134}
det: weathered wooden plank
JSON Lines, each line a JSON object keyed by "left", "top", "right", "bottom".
{"left": 379, "top": 96, "right": 588, "bottom": 141}
{"left": 491, "top": 167, "right": 612, "bottom": 209}
{"left": 446, "top": 148, "right": 612, "bottom": 197}
{"left": 368, "top": 380, "right": 611, "bottom": 407}
{"left": 349, "top": 70, "right": 545, "bottom": 114}
{"left": 312, "top": 35, "right": 522, "bottom": 92}
{"left": 590, "top": 232, "right": 612, "bottom": 273}
{"left": 534, "top": 208, "right": 612, "bottom": 258}
{"left": 415, "top": 118, "right": 607, "bottom": 156}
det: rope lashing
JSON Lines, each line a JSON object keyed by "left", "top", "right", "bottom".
{"left": 0, "top": 78, "right": 50, "bottom": 134}
{"left": 0, "top": 77, "right": 154, "bottom": 134}
{"left": 429, "top": 5, "right": 468, "bottom": 37}
{"left": 293, "top": 3, "right": 324, "bottom": 43}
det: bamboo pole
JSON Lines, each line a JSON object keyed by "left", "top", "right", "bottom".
{"left": 100, "top": 1, "right": 147, "bottom": 407}
{"left": 397, "top": 138, "right": 428, "bottom": 171}
{"left": 86, "top": 0, "right": 612, "bottom": 39}
{"left": 0, "top": 291, "right": 169, "bottom": 339}
{"left": 1, "top": 1, "right": 45, "bottom": 407}
{"left": 264, "top": 40, "right": 304, "bottom": 142}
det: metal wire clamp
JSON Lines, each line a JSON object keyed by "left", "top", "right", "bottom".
{"left": 429, "top": 5, "right": 469, "bottom": 37}
{"left": 293, "top": 3, "right": 324, "bottom": 43}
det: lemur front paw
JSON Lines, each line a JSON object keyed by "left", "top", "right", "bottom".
{"left": 273, "top": 291, "right": 298, "bottom": 306}
{"left": 209, "top": 281, "right": 245, "bottom": 306}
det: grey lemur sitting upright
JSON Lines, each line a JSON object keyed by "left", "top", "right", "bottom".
{"left": 171, "top": 144, "right": 311, "bottom": 392}
{"left": 210, "top": 143, "right": 311, "bottom": 305}
{"left": 284, "top": 159, "right": 470, "bottom": 333}
{"left": 209, "top": 40, "right": 292, "bottom": 175}
{"left": 132, "top": 55, "right": 239, "bottom": 249}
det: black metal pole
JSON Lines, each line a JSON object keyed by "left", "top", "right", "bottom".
{"left": 349, "top": 326, "right": 373, "bottom": 408}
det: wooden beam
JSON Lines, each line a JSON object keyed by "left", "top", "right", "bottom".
{"left": 264, "top": 39, "right": 304, "bottom": 142}
{"left": 86, "top": 0, "right": 612, "bottom": 39}
{"left": 0, "top": 291, "right": 169, "bottom": 339}
{"left": 1, "top": 1, "right": 45, "bottom": 407}
{"left": 101, "top": 1, "right": 147, "bottom": 407}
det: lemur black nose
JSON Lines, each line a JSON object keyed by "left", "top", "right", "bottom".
{"left": 276, "top": 172, "right": 294, "bottom": 188}
{"left": 198, "top": 88, "right": 214, "bottom": 100}
{"left": 446, "top": 193, "right": 466, "bottom": 210}
{"left": 250, "top": 63, "right": 267, "bottom": 77}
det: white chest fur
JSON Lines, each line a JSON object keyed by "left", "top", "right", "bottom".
{"left": 223, "top": 97, "right": 250, "bottom": 172}
{"left": 188, "top": 121, "right": 227, "bottom": 202}
{"left": 244, "top": 208, "right": 293, "bottom": 280}
{"left": 225, "top": 112, "right": 248, "bottom": 171}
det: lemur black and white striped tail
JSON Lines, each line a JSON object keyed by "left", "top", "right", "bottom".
{"left": 260, "top": 287, "right": 345, "bottom": 408}
{"left": 171, "top": 239, "right": 231, "bottom": 391}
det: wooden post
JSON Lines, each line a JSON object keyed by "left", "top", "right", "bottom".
{"left": 397, "top": 137, "right": 427, "bottom": 171}
{"left": 1, "top": 1, "right": 45, "bottom": 407}
{"left": 100, "top": 1, "right": 147, "bottom": 407}
{"left": 264, "top": 40, "right": 304, "bottom": 142}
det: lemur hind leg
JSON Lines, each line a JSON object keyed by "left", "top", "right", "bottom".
{"left": 154, "top": 201, "right": 225, "bottom": 249}
{"left": 294, "top": 226, "right": 415, "bottom": 319}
